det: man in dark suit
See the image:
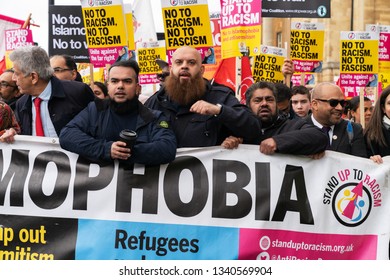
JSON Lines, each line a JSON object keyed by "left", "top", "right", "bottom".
{"left": 306, "top": 82, "right": 367, "bottom": 158}
{"left": 222, "top": 81, "right": 328, "bottom": 158}
{"left": 0, "top": 46, "right": 94, "bottom": 142}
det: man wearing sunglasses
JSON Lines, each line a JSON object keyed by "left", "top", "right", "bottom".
{"left": 306, "top": 82, "right": 367, "bottom": 157}
{"left": 155, "top": 59, "right": 170, "bottom": 88}
{"left": 0, "top": 69, "right": 22, "bottom": 110}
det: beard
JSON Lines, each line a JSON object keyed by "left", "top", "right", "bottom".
{"left": 164, "top": 72, "right": 206, "bottom": 106}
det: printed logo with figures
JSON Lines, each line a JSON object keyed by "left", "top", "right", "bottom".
{"left": 323, "top": 169, "right": 382, "bottom": 227}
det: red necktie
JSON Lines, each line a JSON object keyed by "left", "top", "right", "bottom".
{"left": 33, "top": 97, "right": 44, "bottom": 136}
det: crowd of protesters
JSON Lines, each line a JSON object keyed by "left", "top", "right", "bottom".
{"left": 0, "top": 45, "right": 387, "bottom": 166}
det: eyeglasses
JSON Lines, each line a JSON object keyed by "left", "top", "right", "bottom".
{"left": 0, "top": 82, "right": 17, "bottom": 88}
{"left": 53, "top": 67, "right": 73, "bottom": 73}
{"left": 316, "top": 99, "right": 346, "bottom": 107}
{"left": 156, "top": 72, "right": 170, "bottom": 81}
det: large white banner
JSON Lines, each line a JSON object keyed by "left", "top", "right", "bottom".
{"left": 1, "top": 136, "right": 390, "bottom": 260}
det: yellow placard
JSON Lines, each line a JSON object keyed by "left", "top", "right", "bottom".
{"left": 340, "top": 40, "right": 379, "bottom": 73}
{"left": 162, "top": 5, "right": 213, "bottom": 50}
{"left": 82, "top": 5, "right": 127, "bottom": 48}
{"left": 252, "top": 54, "right": 284, "bottom": 83}
{"left": 290, "top": 30, "right": 324, "bottom": 61}
{"left": 380, "top": 72, "right": 390, "bottom": 89}
{"left": 124, "top": 11, "right": 135, "bottom": 50}
{"left": 138, "top": 47, "right": 167, "bottom": 75}
{"left": 221, "top": 25, "right": 261, "bottom": 59}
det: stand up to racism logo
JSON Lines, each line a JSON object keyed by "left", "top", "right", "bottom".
{"left": 323, "top": 168, "right": 382, "bottom": 227}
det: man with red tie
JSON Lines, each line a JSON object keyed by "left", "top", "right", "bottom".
{"left": 0, "top": 46, "right": 94, "bottom": 142}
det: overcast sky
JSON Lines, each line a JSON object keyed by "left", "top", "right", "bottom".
{"left": 1, "top": 0, "right": 221, "bottom": 51}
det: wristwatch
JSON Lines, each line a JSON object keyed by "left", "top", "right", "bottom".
{"left": 214, "top": 103, "right": 222, "bottom": 117}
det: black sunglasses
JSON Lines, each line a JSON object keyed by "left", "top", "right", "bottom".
{"left": 156, "top": 72, "right": 170, "bottom": 80}
{"left": 316, "top": 99, "right": 346, "bottom": 107}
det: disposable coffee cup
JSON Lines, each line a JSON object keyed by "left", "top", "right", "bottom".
{"left": 119, "top": 129, "right": 137, "bottom": 150}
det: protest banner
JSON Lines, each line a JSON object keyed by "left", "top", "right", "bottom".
{"left": 262, "top": 0, "right": 330, "bottom": 18}
{"left": 80, "top": 0, "right": 128, "bottom": 67}
{"left": 339, "top": 31, "right": 379, "bottom": 98}
{"left": 1, "top": 136, "right": 390, "bottom": 260}
{"left": 137, "top": 41, "right": 167, "bottom": 85}
{"left": 290, "top": 22, "right": 324, "bottom": 74}
{"left": 48, "top": 5, "right": 89, "bottom": 63}
{"left": 4, "top": 28, "right": 34, "bottom": 68}
{"left": 220, "top": 0, "right": 262, "bottom": 59}
{"left": 367, "top": 24, "right": 390, "bottom": 72}
{"left": 161, "top": 0, "right": 213, "bottom": 61}
{"left": 366, "top": 24, "right": 390, "bottom": 91}
{"left": 252, "top": 45, "right": 286, "bottom": 84}
{"left": 0, "top": 14, "right": 25, "bottom": 72}
{"left": 203, "top": 14, "right": 222, "bottom": 80}
{"left": 122, "top": 3, "right": 135, "bottom": 52}
{"left": 132, "top": 0, "right": 156, "bottom": 49}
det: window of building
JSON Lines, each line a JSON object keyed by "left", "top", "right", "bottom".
{"left": 276, "top": 32, "right": 282, "bottom": 48}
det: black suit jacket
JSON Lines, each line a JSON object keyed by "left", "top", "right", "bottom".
{"left": 305, "top": 115, "right": 368, "bottom": 158}
{"left": 15, "top": 77, "right": 95, "bottom": 136}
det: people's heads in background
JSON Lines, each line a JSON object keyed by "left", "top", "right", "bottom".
{"left": 50, "top": 54, "right": 82, "bottom": 82}
{"left": 92, "top": 81, "right": 108, "bottom": 99}
{"left": 245, "top": 81, "right": 278, "bottom": 128}
{"left": 0, "top": 69, "right": 21, "bottom": 104}
{"left": 290, "top": 85, "right": 311, "bottom": 118}
{"left": 346, "top": 96, "right": 373, "bottom": 127}
{"left": 274, "top": 82, "right": 292, "bottom": 118}
{"left": 156, "top": 59, "right": 170, "bottom": 87}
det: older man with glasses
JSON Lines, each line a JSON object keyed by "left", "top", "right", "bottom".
{"left": 50, "top": 54, "right": 83, "bottom": 82}
{"left": 305, "top": 82, "right": 367, "bottom": 157}
{"left": 0, "top": 69, "right": 22, "bottom": 110}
